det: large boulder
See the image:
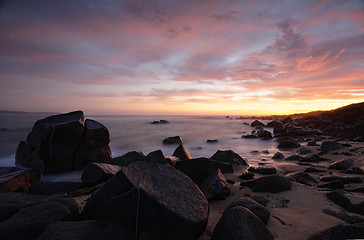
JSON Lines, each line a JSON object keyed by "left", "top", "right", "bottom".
{"left": 211, "top": 206, "right": 274, "bottom": 240}
{"left": 0, "top": 195, "right": 79, "bottom": 240}
{"left": 82, "top": 161, "right": 209, "bottom": 240}
{"left": 175, "top": 157, "right": 211, "bottom": 184}
{"left": 172, "top": 144, "right": 192, "bottom": 160}
{"left": 199, "top": 169, "right": 230, "bottom": 201}
{"left": 225, "top": 197, "right": 270, "bottom": 225}
{"left": 211, "top": 150, "right": 248, "bottom": 166}
{"left": 240, "top": 175, "right": 292, "bottom": 193}
{"left": 15, "top": 111, "right": 112, "bottom": 173}
{"left": 37, "top": 220, "right": 133, "bottom": 240}
{"left": 81, "top": 162, "right": 122, "bottom": 186}
{"left": 0, "top": 167, "right": 40, "bottom": 193}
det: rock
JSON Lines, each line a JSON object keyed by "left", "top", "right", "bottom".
{"left": 0, "top": 192, "right": 46, "bottom": 222}
{"left": 165, "top": 156, "right": 180, "bottom": 166}
{"left": 30, "top": 181, "right": 83, "bottom": 195}
{"left": 107, "top": 151, "right": 146, "bottom": 166}
{"left": 240, "top": 175, "right": 292, "bottom": 193}
{"left": 282, "top": 116, "right": 293, "bottom": 124}
{"left": 329, "top": 158, "right": 355, "bottom": 170}
{"left": 304, "top": 166, "right": 326, "bottom": 173}
{"left": 327, "top": 191, "right": 364, "bottom": 215}
{"left": 248, "top": 167, "right": 277, "bottom": 175}
{"left": 199, "top": 169, "right": 230, "bottom": 201}
{"left": 0, "top": 167, "right": 40, "bottom": 193}
{"left": 175, "top": 157, "right": 211, "bottom": 184}
{"left": 283, "top": 155, "right": 304, "bottom": 161}
{"left": 226, "top": 197, "right": 270, "bottom": 224}
{"left": 308, "top": 223, "right": 364, "bottom": 240}
{"left": 211, "top": 150, "right": 248, "bottom": 166}
{"left": 317, "top": 180, "right": 344, "bottom": 189}
{"left": 277, "top": 139, "right": 300, "bottom": 149}
{"left": 0, "top": 195, "right": 79, "bottom": 240}
{"left": 16, "top": 111, "right": 112, "bottom": 173}
{"left": 256, "top": 129, "right": 273, "bottom": 140}
{"left": 211, "top": 206, "right": 274, "bottom": 240}
{"left": 242, "top": 134, "right": 257, "bottom": 139}
{"left": 73, "top": 119, "right": 112, "bottom": 168}
{"left": 347, "top": 187, "right": 364, "bottom": 193}
{"left": 82, "top": 161, "right": 209, "bottom": 240}
{"left": 209, "top": 159, "right": 234, "bottom": 174}
{"left": 37, "top": 220, "right": 134, "bottom": 240}
{"left": 297, "top": 147, "right": 312, "bottom": 155}
{"left": 272, "top": 152, "right": 285, "bottom": 159}
{"left": 323, "top": 209, "right": 364, "bottom": 224}
{"left": 207, "top": 139, "right": 219, "bottom": 143}
{"left": 250, "top": 196, "right": 269, "bottom": 207}
{"left": 308, "top": 141, "right": 319, "bottom": 146}
{"left": 320, "top": 141, "right": 343, "bottom": 152}
{"left": 81, "top": 162, "right": 122, "bottom": 186}
{"left": 286, "top": 172, "right": 318, "bottom": 184}
{"left": 301, "top": 153, "right": 327, "bottom": 162}
{"left": 15, "top": 141, "right": 44, "bottom": 173}
{"left": 172, "top": 144, "right": 192, "bottom": 160}
{"left": 145, "top": 150, "right": 167, "bottom": 164}
{"left": 320, "top": 174, "right": 363, "bottom": 184}
{"left": 266, "top": 119, "right": 283, "bottom": 128}
{"left": 251, "top": 120, "right": 265, "bottom": 127}
{"left": 162, "top": 136, "right": 183, "bottom": 144}
{"left": 151, "top": 120, "right": 169, "bottom": 124}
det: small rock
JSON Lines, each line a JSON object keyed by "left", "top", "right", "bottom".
{"left": 329, "top": 158, "right": 355, "bottom": 170}
{"left": 284, "top": 155, "right": 304, "bottom": 161}
{"left": 240, "top": 175, "right": 292, "bottom": 193}
{"left": 304, "top": 167, "right": 326, "bottom": 173}
{"left": 162, "top": 136, "right": 183, "bottom": 144}
{"left": 320, "top": 141, "right": 343, "bottom": 152}
{"left": 272, "top": 152, "right": 285, "bottom": 159}
{"left": 297, "top": 147, "right": 312, "bottom": 155}
{"left": 207, "top": 139, "right": 219, "bottom": 143}
{"left": 318, "top": 180, "right": 344, "bottom": 189}
{"left": 277, "top": 139, "right": 300, "bottom": 149}
{"left": 248, "top": 167, "right": 277, "bottom": 175}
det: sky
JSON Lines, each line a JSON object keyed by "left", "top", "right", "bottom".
{"left": 0, "top": 0, "right": 363, "bottom": 115}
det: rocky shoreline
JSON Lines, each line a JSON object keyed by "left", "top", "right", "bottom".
{"left": 0, "top": 103, "right": 364, "bottom": 239}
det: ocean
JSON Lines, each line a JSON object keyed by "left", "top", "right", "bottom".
{"left": 0, "top": 113, "right": 290, "bottom": 181}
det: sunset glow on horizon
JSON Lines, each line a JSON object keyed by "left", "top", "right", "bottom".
{"left": 0, "top": 0, "right": 363, "bottom": 115}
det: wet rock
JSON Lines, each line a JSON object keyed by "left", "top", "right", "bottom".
{"left": 297, "top": 147, "right": 312, "bottom": 155}
{"left": 320, "top": 141, "right": 343, "bottom": 152}
{"left": 0, "top": 167, "right": 40, "bottom": 193}
{"left": 37, "top": 220, "right": 134, "bottom": 240}
{"left": 211, "top": 150, "right": 248, "bottom": 165}
{"left": 240, "top": 175, "right": 292, "bottom": 193}
{"left": 172, "top": 144, "right": 192, "bottom": 160}
{"left": 272, "top": 152, "right": 285, "bottom": 159}
{"left": 318, "top": 180, "right": 344, "bottom": 189}
{"left": 248, "top": 167, "right": 277, "bottom": 175}
{"left": 30, "top": 181, "right": 83, "bottom": 195}
{"left": 226, "top": 197, "right": 270, "bottom": 224}
{"left": 199, "top": 169, "right": 230, "bottom": 201}
{"left": 329, "top": 158, "right": 355, "bottom": 170}
{"left": 0, "top": 192, "right": 46, "bottom": 222}
{"left": 162, "top": 136, "right": 183, "bottom": 144}
{"left": 107, "top": 151, "right": 146, "bottom": 166}
{"left": 82, "top": 161, "right": 209, "bottom": 240}
{"left": 81, "top": 163, "right": 122, "bottom": 186}
{"left": 0, "top": 195, "right": 79, "bottom": 240}
{"left": 251, "top": 120, "right": 265, "bottom": 127}
{"left": 211, "top": 206, "right": 274, "bottom": 240}
{"left": 308, "top": 223, "right": 364, "bottom": 240}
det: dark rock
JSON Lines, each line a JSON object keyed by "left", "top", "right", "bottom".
{"left": 323, "top": 209, "right": 364, "bottom": 224}
{"left": 343, "top": 166, "right": 364, "bottom": 175}
{"left": 31, "top": 181, "right": 83, "bottom": 195}
{"left": 145, "top": 150, "right": 167, "bottom": 164}
{"left": 297, "top": 147, "right": 312, "bottom": 155}
{"left": 320, "top": 174, "right": 363, "bottom": 184}
{"left": 151, "top": 120, "right": 169, "bottom": 124}
{"left": 329, "top": 158, "right": 354, "bottom": 170}
{"left": 282, "top": 116, "right": 293, "bottom": 124}
{"left": 240, "top": 175, "right": 292, "bottom": 193}
{"left": 266, "top": 119, "right": 283, "bottom": 128}
{"left": 0, "top": 167, "right": 40, "bottom": 193}
{"left": 308, "top": 141, "right": 319, "bottom": 146}
{"left": 304, "top": 166, "right": 326, "bottom": 173}
{"left": 301, "top": 153, "right": 327, "bottom": 162}
{"left": 0, "top": 195, "right": 79, "bottom": 240}
{"left": 227, "top": 179, "right": 235, "bottom": 184}
{"left": 207, "top": 139, "right": 219, "bottom": 143}
{"left": 199, "top": 169, "right": 230, "bottom": 201}
{"left": 320, "top": 141, "right": 343, "bottom": 152}
{"left": 277, "top": 139, "right": 300, "bottom": 149}
{"left": 248, "top": 167, "right": 277, "bottom": 175}
{"left": 251, "top": 120, "right": 265, "bottom": 127}
{"left": 172, "top": 144, "right": 192, "bottom": 160}
{"left": 283, "top": 155, "right": 304, "bottom": 161}
{"left": 211, "top": 150, "right": 248, "bottom": 165}
{"left": 272, "top": 152, "right": 285, "bottom": 159}
{"left": 82, "top": 161, "right": 209, "bottom": 240}
{"left": 250, "top": 196, "right": 269, "bottom": 207}
{"left": 37, "top": 220, "right": 134, "bottom": 240}
{"left": 0, "top": 192, "right": 46, "bottom": 222}
{"left": 81, "top": 162, "right": 121, "bottom": 186}
{"left": 175, "top": 157, "right": 210, "bottom": 183}
{"left": 15, "top": 141, "right": 44, "bottom": 173}
{"left": 242, "top": 134, "right": 257, "bottom": 139}
{"left": 107, "top": 151, "right": 146, "bottom": 166}
{"left": 318, "top": 180, "right": 344, "bottom": 189}
{"left": 256, "top": 130, "right": 273, "bottom": 140}
{"left": 226, "top": 197, "right": 270, "bottom": 224}
{"left": 165, "top": 155, "right": 180, "bottom": 166}
{"left": 162, "top": 136, "right": 183, "bottom": 144}
{"left": 347, "top": 186, "right": 364, "bottom": 193}
{"left": 286, "top": 172, "right": 318, "bottom": 183}
{"left": 209, "top": 159, "right": 234, "bottom": 174}
{"left": 308, "top": 223, "right": 364, "bottom": 240}
{"left": 211, "top": 206, "right": 274, "bottom": 240}
{"left": 327, "top": 191, "right": 352, "bottom": 209}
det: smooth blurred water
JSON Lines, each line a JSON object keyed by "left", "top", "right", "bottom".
{"left": 0, "top": 113, "right": 291, "bottom": 180}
